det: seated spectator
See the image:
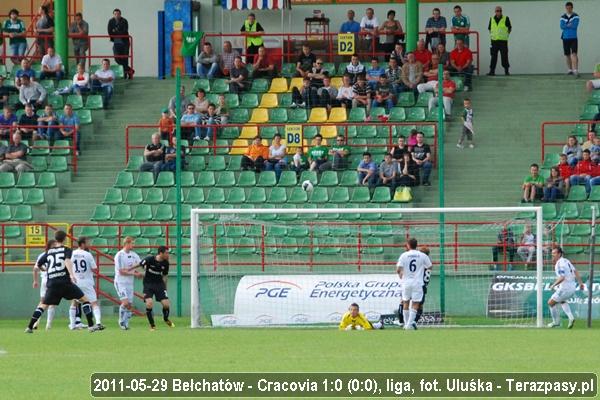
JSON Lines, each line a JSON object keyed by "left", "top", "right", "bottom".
{"left": 264, "top": 133, "right": 287, "bottom": 180}
{"left": 413, "top": 39, "right": 432, "bottom": 71}
{"left": 0, "top": 106, "right": 17, "bottom": 139}
{"left": 390, "top": 135, "right": 408, "bottom": 160}
{"left": 569, "top": 149, "right": 594, "bottom": 194}
{"left": 180, "top": 103, "right": 201, "bottom": 142}
{"left": 58, "top": 63, "right": 89, "bottom": 95}
{"left": 291, "top": 147, "right": 308, "bottom": 176}
{"left": 390, "top": 43, "right": 406, "bottom": 66}
{"left": 412, "top": 132, "right": 432, "bottom": 186}
{"left": 140, "top": 132, "right": 165, "bottom": 180}
{"left": 417, "top": 54, "right": 442, "bottom": 93}
{"left": 378, "top": 10, "right": 404, "bottom": 58}
{"left": 90, "top": 58, "right": 115, "bottom": 107}
{"left": 18, "top": 75, "right": 46, "bottom": 109}
{"left": 586, "top": 62, "right": 600, "bottom": 92}
{"left": 562, "top": 135, "right": 582, "bottom": 166}
{"left": 517, "top": 225, "right": 536, "bottom": 270}
{"left": 227, "top": 56, "right": 248, "bottom": 94}
{"left": 36, "top": 104, "right": 57, "bottom": 140}
{"left": 521, "top": 163, "right": 544, "bottom": 202}
{"left": 317, "top": 76, "right": 338, "bottom": 110}
{"left": 425, "top": 8, "right": 447, "bottom": 51}
{"left": 291, "top": 77, "right": 317, "bottom": 109}
{"left": 428, "top": 70, "right": 456, "bottom": 117}
{"left": 366, "top": 58, "right": 385, "bottom": 91}
{"left": 336, "top": 74, "right": 354, "bottom": 109}
{"left": 400, "top": 53, "right": 423, "bottom": 95}
{"left": 160, "top": 136, "right": 186, "bottom": 173}
{"left": 193, "top": 89, "right": 209, "bottom": 115}
{"left": 57, "top": 104, "right": 81, "bottom": 155}
{"left": 378, "top": 152, "right": 397, "bottom": 195}
{"left": 340, "top": 10, "right": 361, "bottom": 34}
{"left": 40, "top": 47, "right": 64, "bottom": 80}
{"left": 251, "top": 46, "right": 276, "bottom": 79}
{"left": 196, "top": 42, "right": 219, "bottom": 79}
{"left": 407, "top": 128, "right": 418, "bottom": 150}
{"left": 386, "top": 57, "right": 402, "bottom": 94}
{"left": 543, "top": 166, "right": 565, "bottom": 202}
{"left": 308, "top": 134, "right": 330, "bottom": 172}
{"left": 435, "top": 43, "right": 450, "bottom": 68}
{"left": 158, "top": 108, "right": 174, "bottom": 141}
{"left": 241, "top": 135, "right": 269, "bottom": 173}
{"left": 357, "top": 151, "right": 377, "bottom": 188}
{"left": 371, "top": 74, "right": 394, "bottom": 113}
{"left": 345, "top": 54, "right": 365, "bottom": 84}
{"left": 16, "top": 103, "right": 39, "bottom": 141}
{"left": 449, "top": 38, "right": 473, "bottom": 91}
{"left": 219, "top": 41, "right": 239, "bottom": 77}
{"left": 329, "top": 135, "right": 351, "bottom": 170}
{"left": 295, "top": 44, "right": 316, "bottom": 78}
{"left": 168, "top": 85, "right": 192, "bottom": 119}
{"left": 396, "top": 151, "right": 418, "bottom": 187}
{"left": 557, "top": 153, "right": 573, "bottom": 193}
{"left": 215, "top": 94, "right": 229, "bottom": 125}
{"left": 492, "top": 227, "right": 515, "bottom": 271}
{"left": 0, "top": 132, "right": 32, "bottom": 175}
{"left": 307, "top": 58, "right": 327, "bottom": 89}
{"left": 590, "top": 136, "right": 600, "bottom": 163}
{"left": 199, "top": 103, "right": 221, "bottom": 141}
{"left": 351, "top": 75, "right": 371, "bottom": 113}
{"left": 582, "top": 131, "right": 596, "bottom": 151}
{"left": 14, "top": 59, "right": 37, "bottom": 88}
{"left": 0, "top": 76, "right": 18, "bottom": 109}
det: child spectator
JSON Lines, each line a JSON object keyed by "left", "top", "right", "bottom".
{"left": 457, "top": 98, "right": 474, "bottom": 149}
{"left": 521, "top": 163, "right": 544, "bottom": 203}
{"left": 351, "top": 75, "right": 370, "bottom": 113}
{"left": 556, "top": 153, "right": 572, "bottom": 194}
{"left": 158, "top": 108, "right": 174, "bottom": 141}
{"left": 336, "top": 74, "right": 354, "bottom": 109}
{"left": 199, "top": 103, "right": 221, "bottom": 141}
{"left": 292, "top": 147, "right": 308, "bottom": 176}
{"left": 371, "top": 74, "right": 394, "bottom": 113}
{"left": 543, "top": 166, "right": 565, "bottom": 202}
{"left": 407, "top": 129, "right": 418, "bottom": 150}
{"left": 215, "top": 94, "right": 229, "bottom": 125}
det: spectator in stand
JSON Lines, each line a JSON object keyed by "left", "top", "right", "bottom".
{"left": 161, "top": 136, "right": 186, "bottom": 173}
{"left": 140, "top": 133, "right": 165, "bottom": 180}
{"left": 562, "top": 135, "right": 582, "bottom": 166}
{"left": 107, "top": 9, "right": 134, "bottom": 79}
{"left": 585, "top": 63, "right": 600, "bottom": 92}
{"left": 412, "top": 132, "right": 432, "bottom": 186}
{"left": 407, "top": 128, "right": 418, "bottom": 150}
{"left": 372, "top": 74, "right": 394, "bottom": 113}
{"left": 400, "top": 53, "right": 423, "bottom": 95}
{"left": 0, "top": 76, "right": 18, "bottom": 110}
{"left": 435, "top": 43, "right": 450, "bottom": 69}
{"left": 58, "top": 63, "right": 89, "bottom": 95}
{"left": 543, "top": 166, "right": 565, "bottom": 202}
{"left": 340, "top": 10, "right": 361, "bottom": 34}
{"left": 40, "top": 47, "right": 64, "bottom": 80}
{"left": 57, "top": 104, "right": 81, "bottom": 155}
{"left": 397, "top": 152, "right": 418, "bottom": 187}
{"left": 308, "top": 134, "right": 330, "bottom": 172}
{"left": 345, "top": 54, "right": 365, "bottom": 84}
{"left": 378, "top": 10, "right": 404, "bottom": 59}
{"left": 517, "top": 225, "right": 536, "bottom": 270}
{"left": 0, "top": 106, "right": 18, "bottom": 139}
{"left": 227, "top": 56, "right": 248, "bottom": 94}
{"left": 413, "top": 39, "right": 432, "bottom": 71}
{"left": 36, "top": 104, "right": 57, "bottom": 140}
{"left": 390, "top": 43, "right": 406, "bottom": 66}
{"left": 158, "top": 108, "right": 174, "bottom": 141}
{"left": 264, "top": 133, "right": 287, "bottom": 181}
{"left": 240, "top": 13, "right": 264, "bottom": 64}
{"left": 336, "top": 74, "right": 354, "bottom": 109}
{"left": 3, "top": 9, "right": 27, "bottom": 64}
{"left": 216, "top": 94, "right": 229, "bottom": 125}
{"left": 487, "top": 6, "right": 512, "bottom": 76}
{"left": 582, "top": 131, "right": 595, "bottom": 151}
{"left": 19, "top": 74, "right": 47, "bottom": 110}
{"left": 291, "top": 77, "right": 317, "bottom": 109}
{"left": 317, "top": 76, "right": 338, "bottom": 110}
{"left": 366, "top": 58, "right": 386, "bottom": 91}
{"left": 425, "top": 8, "right": 447, "bottom": 51}
{"left": 16, "top": 103, "right": 39, "bottom": 141}
{"left": 417, "top": 54, "right": 442, "bottom": 94}
{"left": 557, "top": 153, "right": 573, "bottom": 193}
{"left": 351, "top": 75, "right": 371, "bottom": 114}
{"left": 307, "top": 59, "right": 327, "bottom": 89}
{"left": 458, "top": 98, "right": 475, "bottom": 149}
{"left": 199, "top": 103, "right": 221, "bottom": 141}
{"left": 560, "top": 2, "right": 579, "bottom": 77}
{"left": 196, "top": 42, "right": 220, "bottom": 79}
{"left": 0, "top": 132, "right": 32, "bottom": 175}
{"left": 292, "top": 147, "right": 309, "bottom": 176}
{"left": 252, "top": 46, "right": 276, "bottom": 80}
{"left": 359, "top": 8, "right": 379, "bottom": 51}
{"left": 521, "top": 163, "right": 544, "bottom": 202}
{"left": 357, "top": 152, "right": 378, "bottom": 188}
{"left": 491, "top": 227, "right": 515, "bottom": 271}
{"left": 180, "top": 103, "right": 201, "bottom": 142}
{"left": 69, "top": 13, "right": 89, "bottom": 66}
{"left": 449, "top": 38, "right": 473, "bottom": 91}
{"left": 569, "top": 149, "right": 594, "bottom": 195}
{"left": 329, "top": 135, "right": 351, "bottom": 170}
{"left": 168, "top": 86, "right": 192, "bottom": 119}
{"left": 590, "top": 137, "right": 600, "bottom": 163}
{"left": 428, "top": 70, "right": 456, "bottom": 117}
{"left": 242, "top": 135, "right": 269, "bottom": 173}
{"left": 220, "top": 41, "right": 239, "bottom": 77}
{"left": 295, "top": 44, "right": 316, "bottom": 78}
{"left": 35, "top": 5, "right": 54, "bottom": 57}
{"left": 192, "top": 89, "right": 209, "bottom": 115}
{"left": 14, "top": 59, "right": 37, "bottom": 89}
{"left": 386, "top": 57, "right": 402, "bottom": 95}
{"left": 390, "top": 135, "right": 408, "bottom": 160}
{"left": 451, "top": 5, "right": 471, "bottom": 48}
{"left": 378, "top": 152, "right": 397, "bottom": 195}
{"left": 91, "top": 59, "right": 115, "bottom": 107}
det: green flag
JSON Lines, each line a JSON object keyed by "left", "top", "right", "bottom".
{"left": 181, "top": 31, "right": 204, "bottom": 56}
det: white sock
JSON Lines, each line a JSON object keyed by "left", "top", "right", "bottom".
{"left": 69, "top": 306, "right": 77, "bottom": 328}
{"left": 550, "top": 305, "right": 560, "bottom": 324}
{"left": 561, "top": 303, "right": 574, "bottom": 320}
{"left": 407, "top": 309, "right": 417, "bottom": 329}
{"left": 124, "top": 310, "right": 132, "bottom": 326}
{"left": 119, "top": 305, "right": 126, "bottom": 324}
{"left": 93, "top": 305, "right": 102, "bottom": 325}
{"left": 402, "top": 309, "right": 410, "bottom": 325}
{"left": 46, "top": 307, "right": 56, "bottom": 329}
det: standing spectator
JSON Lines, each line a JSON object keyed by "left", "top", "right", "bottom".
{"left": 359, "top": 8, "right": 379, "bottom": 51}
{"left": 378, "top": 152, "right": 397, "bottom": 195}
{"left": 517, "top": 225, "right": 536, "bottom": 270}
{"left": 491, "top": 227, "right": 516, "bottom": 271}
{"left": 307, "top": 58, "right": 327, "bottom": 89}
{"left": 35, "top": 5, "right": 54, "bottom": 57}
{"left": 413, "top": 39, "right": 432, "bottom": 71}
{"left": 378, "top": 10, "right": 404, "bottom": 58}
{"left": 317, "top": 76, "right": 338, "bottom": 110}
{"left": 58, "top": 63, "right": 89, "bottom": 95}
{"left": 3, "top": 9, "right": 27, "bottom": 64}
{"left": 16, "top": 103, "right": 39, "bottom": 141}
{"left": 40, "top": 47, "right": 64, "bottom": 80}
{"left": 196, "top": 42, "right": 220, "bottom": 79}
{"left": 451, "top": 5, "right": 471, "bottom": 48}
{"left": 69, "top": 12, "right": 89, "bottom": 66}
{"left": 390, "top": 43, "right": 406, "bottom": 66}
{"left": 371, "top": 74, "right": 394, "bottom": 113}
{"left": 91, "top": 59, "right": 115, "bottom": 107}
{"left": 308, "top": 134, "right": 330, "bottom": 172}
{"left": 560, "top": 2, "right": 580, "bottom": 77}
{"left": 569, "top": 149, "right": 594, "bottom": 195}
{"left": 366, "top": 58, "right": 386, "bottom": 91}
{"left": 57, "top": 104, "right": 81, "bottom": 155}
{"left": 400, "top": 53, "right": 423, "bottom": 95}
{"left": 219, "top": 41, "right": 239, "bottom": 77}
{"left": 390, "top": 135, "right": 408, "bottom": 160}
{"left": 14, "top": 59, "right": 37, "bottom": 89}
{"left": 241, "top": 136, "right": 269, "bottom": 173}
{"left": 412, "top": 132, "right": 432, "bottom": 186}
{"left": 428, "top": 70, "right": 456, "bottom": 117}
{"left": 19, "top": 75, "right": 46, "bottom": 109}
{"left": 199, "top": 103, "right": 221, "bottom": 141}
{"left": 585, "top": 63, "right": 600, "bottom": 92}
{"left": 0, "top": 132, "right": 32, "bottom": 175}
{"left": 543, "top": 167, "right": 565, "bottom": 202}
{"left": 295, "top": 44, "right": 316, "bottom": 78}
{"left": 336, "top": 74, "right": 354, "bottom": 109}
{"left": 435, "top": 43, "right": 450, "bottom": 68}
{"left": 140, "top": 133, "right": 165, "bottom": 180}
{"left": 487, "top": 6, "right": 512, "bottom": 76}
{"left": 0, "top": 106, "right": 17, "bottom": 139}
{"left": 180, "top": 103, "right": 201, "bottom": 142}
{"left": 562, "top": 135, "right": 582, "bottom": 166}
{"left": 192, "top": 89, "right": 209, "bottom": 115}
{"left": 351, "top": 75, "right": 371, "bottom": 113}
{"left": 240, "top": 13, "right": 264, "bottom": 64}
{"left": 264, "top": 133, "right": 287, "bottom": 181}
{"left": 292, "top": 147, "right": 309, "bottom": 176}
{"left": 417, "top": 54, "right": 442, "bottom": 94}
{"left": 449, "top": 38, "right": 473, "bottom": 91}
{"left": 158, "top": 108, "right": 174, "bottom": 141}
{"left": 425, "top": 8, "right": 447, "bottom": 52}
{"left": 227, "top": 56, "right": 248, "bottom": 94}
{"left": 329, "top": 135, "right": 351, "bottom": 170}
{"left": 36, "top": 104, "right": 57, "bottom": 140}
{"left": 356, "top": 152, "right": 377, "bottom": 188}
{"left": 291, "top": 77, "right": 317, "bottom": 109}
{"left": 521, "top": 163, "right": 544, "bottom": 203}
{"left": 251, "top": 46, "right": 276, "bottom": 80}
{"left": 457, "top": 98, "right": 475, "bottom": 149}
{"left": 167, "top": 86, "right": 192, "bottom": 119}
{"left": 386, "top": 57, "right": 402, "bottom": 94}
{"left": 345, "top": 54, "right": 365, "bottom": 84}
{"left": 107, "top": 9, "right": 134, "bottom": 79}
{"left": 396, "top": 152, "right": 418, "bottom": 187}
{"left": 340, "top": 10, "right": 361, "bottom": 34}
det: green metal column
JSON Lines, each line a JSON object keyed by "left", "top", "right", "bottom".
{"left": 54, "top": 0, "right": 69, "bottom": 74}
{"left": 405, "top": 0, "right": 419, "bottom": 52}
{"left": 437, "top": 64, "right": 446, "bottom": 314}
{"left": 175, "top": 68, "right": 183, "bottom": 317}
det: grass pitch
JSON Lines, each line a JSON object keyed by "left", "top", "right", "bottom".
{"left": 1, "top": 317, "right": 599, "bottom": 399}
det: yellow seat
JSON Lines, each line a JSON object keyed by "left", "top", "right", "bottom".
{"left": 259, "top": 93, "right": 279, "bottom": 108}
{"left": 288, "top": 77, "right": 303, "bottom": 92}
{"left": 230, "top": 139, "right": 249, "bottom": 155}
{"left": 320, "top": 125, "right": 338, "bottom": 139}
{"left": 269, "top": 78, "right": 288, "bottom": 93}
{"left": 308, "top": 107, "right": 328, "bottom": 123}
{"left": 239, "top": 125, "right": 258, "bottom": 139}
{"left": 327, "top": 107, "right": 347, "bottom": 123}
{"left": 330, "top": 77, "right": 343, "bottom": 89}
{"left": 249, "top": 108, "right": 269, "bottom": 123}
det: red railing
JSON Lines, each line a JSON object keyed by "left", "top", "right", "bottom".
{"left": 541, "top": 120, "right": 596, "bottom": 163}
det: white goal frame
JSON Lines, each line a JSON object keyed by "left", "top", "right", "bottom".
{"left": 190, "top": 206, "right": 544, "bottom": 328}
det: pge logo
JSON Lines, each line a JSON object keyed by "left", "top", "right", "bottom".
{"left": 291, "top": 314, "right": 310, "bottom": 323}
{"left": 255, "top": 315, "right": 273, "bottom": 325}
{"left": 327, "top": 312, "right": 342, "bottom": 322}
{"left": 218, "top": 315, "right": 238, "bottom": 326}
{"left": 247, "top": 280, "right": 302, "bottom": 298}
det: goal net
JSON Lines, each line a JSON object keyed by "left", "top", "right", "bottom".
{"left": 190, "top": 207, "right": 555, "bottom": 329}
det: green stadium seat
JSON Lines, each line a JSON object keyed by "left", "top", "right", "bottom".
{"left": 420, "top": 125, "right": 436, "bottom": 138}
{"left": 259, "top": 126, "right": 279, "bottom": 140}
{"left": 4, "top": 188, "right": 24, "bottom": 205}
{"left": 24, "top": 188, "right": 45, "bottom": 205}
{"left": 37, "top": 172, "right": 57, "bottom": 188}
{"left": 371, "top": 186, "right": 392, "bottom": 202}
{"left": 309, "top": 187, "right": 329, "bottom": 203}
{"left": 179, "top": 171, "right": 195, "bottom": 187}
{"left": 184, "top": 187, "right": 205, "bottom": 204}
{"left": 363, "top": 237, "right": 384, "bottom": 254}
{"left": 588, "top": 187, "right": 600, "bottom": 201}
{"left": 56, "top": 79, "right": 71, "bottom": 91}
{"left": 339, "top": 170, "right": 357, "bottom": 186}
{"left": 580, "top": 104, "right": 599, "bottom": 120}
{"left": 237, "top": 170, "right": 256, "bottom": 187}
{"left": 112, "top": 204, "right": 132, "bottom": 221}
{"left": 226, "top": 156, "right": 241, "bottom": 171}
{"left": 288, "top": 108, "right": 307, "bottom": 123}
{"left": 139, "top": 187, "right": 161, "bottom": 204}
{"left": 318, "top": 237, "right": 341, "bottom": 255}
{"left": 300, "top": 170, "right": 318, "bottom": 186}
{"left": 226, "top": 187, "right": 246, "bottom": 204}
{"left": 570, "top": 224, "right": 591, "bottom": 236}
{"left": 397, "top": 92, "right": 415, "bottom": 107}
{"left": 215, "top": 139, "right": 229, "bottom": 155}
{"left": 125, "top": 155, "right": 143, "bottom": 171}
{"left": 542, "top": 153, "right": 560, "bottom": 169}
{"left": 188, "top": 156, "right": 206, "bottom": 171}
{"left": 216, "top": 171, "right": 236, "bottom": 187}
{"left": 85, "top": 94, "right": 104, "bottom": 110}
{"left": 281, "top": 63, "right": 295, "bottom": 78}
{"left": 567, "top": 186, "right": 587, "bottom": 201}
{"left": 206, "top": 155, "right": 226, "bottom": 171}
{"left": 542, "top": 203, "right": 557, "bottom": 221}
{"left": 240, "top": 93, "right": 259, "bottom": 108}
{"left": 588, "top": 90, "right": 600, "bottom": 105}
{"left": 76, "top": 225, "right": 100, "bottom": 238}
{"left": 579, "top": 203, "right": 598, "bottom": 219}
{"left": 559, "top": 202, "right": 579, "bottom": 219}
{"left": 154, "top": 204, "right": 174, "bottom": 221}
{"left": 277, "top": 171, "right": 297, "bottom": 187}
{"left": 416, "top": 92, "right": 433, "bottom": 107}
{"left": 30, "top": 140, "right": 51, "bottom": 157}
{"left": 289, "top": 187, "right": 308, "bottom": 203}
{"left": 0, "top": 204, "right": 11, "bottom": 221}
{"left": 40, "top": 79, "right": 55, "bottom": 91}
{"left": 135, "top": 172, "right": 155, "bottom": 187}
{"left": 211, "top": 79, "right": 229, "bottom": 94}
{"left": 197, "top": 171, "right": 216, "bottom": 187}
{"left": 114, "top": 171, "right": 134, "bottom": 188}
{"left": 66, "top": 94, "right": 83, "bottom": 109}
{"left": 356, "top": 125, "right": 377, "bottom": 138}
{"left": 229, "top": 108, "right": 249, "bottom": 124}
{"left": 91, "top": 204, "right": 111, "bottom": 221}
{"left": 330, "top": 187, "right": 350, "bottom": 203}
{"left": 279, "top": 93, "right": 293, "bottom": 107}
{"left": 564, "top": 237, "right": 584, "bottom": 254}
{"left": 267, "top": 187, "right": 288, "bottom": 203}
{"left": 220, "top": 127, "right": 239, "bottom": 140}
{"left": 318, "top": 171, "right": 339, "bottom": 186}
{"left": 277, "top": 204, "right": 298, "bottom": 221}
{"left": 119, "top": 224, "right": 141, "bottom": 237}
{"left": 110, "top": 64, "right": 125, "bottom": 79}
{"left": 76, "top": 109, "right": 92, "bottom": 125}
{"left": 406, "top": 107, "right": 427, "bottom": 122}
{"left": 369, "top": 107, "right": 386, "bottom": 118}
{"left": 47, "top": 93, "right": 64, "bottom": 109}
{"left": 48, "top": 156, "right": 68, "bottom": 172}
{"left": 235, "top": 237, "right": 256, "bottom": 255}
{"left": 206, "top": 188, "right": 226, "bottom": 203}
{"left": 247, "top": 187, "right": 266, "bottom": 203}
{"left": 351, "top": 187, "right": 371, "bottom": 203}
{"left": 51, "top": 140, "right": 71, "bottom": 156}
{"left": 348, "top": 107, "right": 366, "bottom": 123}
{"left": 103, "top": 188, "right": 124, "bottom": 204}
{"left": 257, "top": 171, "right": 277, "bottom": 187}
{"left": 269, "top": 108, "right": 288, "bottom": 123}
{"left": 30, "top": 157, "right": 47, "bottom": 172}
{"left": 250, "top": 78, "right": 269, "bottom": 93}
{"left": 371, "top": 138, "right": 387, "bottom": 155}
{"left": 161, "top": 187, "right": 177, "bottom": 204}
{"left": 11, "top": 205, "right": 32, "bottom": 221}
{"left": 388, "top": 107, "right": 406, "bottom": 122}
{"left": 155, "top": 171, "right": 174, "bottom": 187}
{"left": 133, "top": 204, "right": 153, "bottom": 221}
{"left": 16, "top": 172, "right": 35, "bottom": 188}
{"left": 142, "top": 225, "right": 163, "bottom": 238}
{"left": 193, "top": 79, "right": 210, "bottom": 92}
{"left": 99, "top": 225, "right": 118, "bottom": 238}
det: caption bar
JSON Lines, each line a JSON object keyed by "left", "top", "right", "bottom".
{"left": 91, "top": 373, "right": 597, "bottom": 398}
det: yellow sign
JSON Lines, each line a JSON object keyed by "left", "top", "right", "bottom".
{"left": 26, "top": 225, "right": 46, "bottom": 246}
{"left": 285, "top": 125, "right": 303, "bottom": 149}
{"left": 337, "top": 33, "right": 355, "bottom": 55}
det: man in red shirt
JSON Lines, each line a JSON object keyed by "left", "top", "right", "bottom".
{"left": 449, "top": 38, "right": 473, "bottom": 91}
{"left": 413, "top": 39, "right": 432, "bottom": 71}
{"left": 557, "top": 153, "right": 573, "bottom": 192}
{"left": 569, "top": 149, "right": 594, "bottom": 194}
{"left": 427, "top": 70, "right": 456, "bottom": 117}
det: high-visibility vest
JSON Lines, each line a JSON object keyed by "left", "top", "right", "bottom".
{"left": 244, "top": 20, "right": 263, "bottom": 47}
{"left": 490, "top": 16, "right": 509, "bottom": 41}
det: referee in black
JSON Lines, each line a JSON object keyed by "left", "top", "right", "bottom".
{"left": 130, "top": 246, "right": 174, "bottom": 330}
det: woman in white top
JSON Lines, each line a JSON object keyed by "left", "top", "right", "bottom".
{"left": 264, "top": 133, "right": 287, "bottom": 181}
{"left": 193, "top": 89, "right": 209, "bottom": 115}
{"left": 517, "top": 225, "right": 536, "bottom": 269}
{"left": 60, "top": 63, "right": 89, "bottom": 95}
{"left": 336, "top": 74, "right": 355, "bottom": 109}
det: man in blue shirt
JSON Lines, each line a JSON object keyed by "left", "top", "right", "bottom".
{"left": 366, "top": 58, "right": 385, "bottom": 91}
{"left": 340, "top": 10, "right": 360, "bottom": 33}
{"left": 58, "top": 103, "right": 81, "bottom": 155}
{"left": 357, "top": 151, "right": 378, "bottom": 188}
{"left": 560, "top": 1, "right": 579, "bottom": 77}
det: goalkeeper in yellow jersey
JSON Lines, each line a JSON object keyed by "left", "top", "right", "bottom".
{"left": 339, "top": 303, "right": 383, "bottom": 330}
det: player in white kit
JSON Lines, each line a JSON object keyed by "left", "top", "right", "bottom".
{"left": 114, "top": 236, "right": 142, "bottom": 330}
{"left": 71, "top": 237, "right": 104, "bottom": 330}
{"left": 32, "top": 240, "right": 56, "bottom": 330}
{"left": 397, "top": 238, "right": 432, "bottom": 330}
{"left": 547, "top": 246, "right": 584, "bottom": 329}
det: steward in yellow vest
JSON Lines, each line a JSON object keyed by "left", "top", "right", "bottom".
{"left": 487, "top": 6, "right": 512, "bottom": 76}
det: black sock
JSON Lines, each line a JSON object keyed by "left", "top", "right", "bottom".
{"left": 82, "top": 302, "right": 94, "bottom": 327}
{"left": 28, "top": 307, "right": 44, "bottom": 329}
{"left": 75, "top": 303, "right": 82, "bottom": 323}
{"left": 415, "top": 307, "right": 423, "bottom": 323}
{"left": 397, "top": 303, "right": 404, "bottom": 324}
{"left": 162, "top": 307, "right": 170, "bottom": 322}
{"left": 146, "top": 308, "right": 155, "bottom": 327}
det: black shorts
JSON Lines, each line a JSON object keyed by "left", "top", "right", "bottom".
{"left": 563, "top": 38, "right": 578, "bottom": 56}
{"left": 43, "top": 282, "right": 84, "bottom": 306}
{"left": 143, "top": 282, "right": 168, "bottom": 302}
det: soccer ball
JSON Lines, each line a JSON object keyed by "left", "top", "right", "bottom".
{"left": 301, "top": 180, "right": 314, "bottom": 192}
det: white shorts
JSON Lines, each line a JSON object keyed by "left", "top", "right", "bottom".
{"left": 77, "top": 282, "right": 97, "bottom": 303}
{"left": 40, "top": 275, "right": 48, "bottom": 298}
{"left": 550, "top": 286, "right": 576, "bottom": 303}
{"left": 114, "top": 281, "right": 134, "bottom": 302}
{"left": 401, "top": 281, "right": 424, "bottom": 303}
{"left": 590, "top": 79, "right": 600, "bottom": 89}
